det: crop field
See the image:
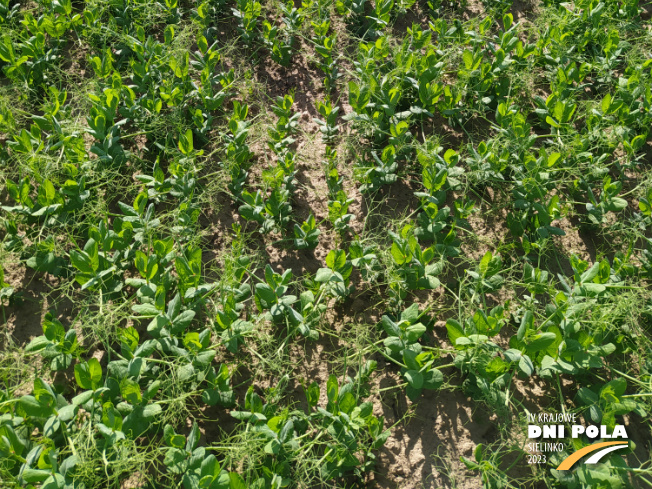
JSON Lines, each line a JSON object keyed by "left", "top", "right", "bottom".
{"left": 2, "top": 0, "right": 652, "bottom": 486}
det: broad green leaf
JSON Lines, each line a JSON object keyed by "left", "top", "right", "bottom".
{"left": 255, "top": 283, "right": 276, "bottom": 306}
{"left": 577, "top": 387, "right": 599, "bottom": 405}
{"left": 305, "top": 382, "right": 320, "bottom": 408}
{"left": 460, "top": 456, "right": 480, "bottom": 470}
{"left": 462, "top": 50, "right": 473, "bottom": 70}
{"left": 314, "top": 268, "right": 333, "bottom": 282}
{"left": 400, "top": 303, "right": 420, "bottom": 324}
{"left": 339, "top": 392, "right": 356, "bottom": 414}
{"left": 602, "top": 378, "right": 627, "bottom": 398}
{"left": 57, "top": 404, "right": 76, "bottom": 421}
{"left": 404, "top": 370, "right": 423, "bottom": 389}
{"left": 74, "top": 362, "right": 92, "bottom": 390}
{"left": 25, "top": 336, "right": 50, "bottom": 352}
{"left": 423, "top": 368, "right": 443, "bottom": 389}
{"left": 446, "top": 319, "right": 464, "bottom": 346}
{"left": 19, "top": 395, "right": 53, "bottom": 417}
{"left": 403, "top": 349, "right": 420, "bottom": 371}
{"left": 518, "top": 355, "right": 534, "bottom": 376}
{"left": 43, "top": 315, "right": 65, "bottom": 341}
{"left": 22, "top": 468, "right": 51, "bottom": 483}
{"left": 391, "top": 242, "right": 409, "bottom": 265}
{"left": 580, "top": 262, "right": 600, "bottom": 283}
{"left": 582, "top": 283, "right": 606, "bottom": 293}
{"left": 607, "top": 197, "right": 627, "bottom": 211}
{"left": 121, "top": 380, "right": 142, "bottom": 404}
{"left": 326, "top": 249, "right": 346, "bottom": 269}
{"left": 89, "top": 357, "right": 102, "bottom": 389}
{"left": 381, "top": 316, "right": 400, "bottom": 337}
{"left": 326, "top": 375, "right": 338, "bottom": 404}
{"left": 143, "top": 403, "right": 162, "bottom": 418}
{"left": 478, "top": 251, "right": 492, "bottom": 276}
{"left": 186, "top": 422, "right": 200, "bottom": 451}
{"left": 132, "top": 304, "right": 160, "bottom": 316}
{"left": 178, "top": 129, "right": 193, "bottom": 155}
{"left": 164, "top": 25, "right": 174, "bottom": 44}
{"left": 525, "top": 332, "right": 557, "bottom": 353}
{"left": 601, "top": 93, "right": 611, "bottom": 113}
{"left": 171, "top": 310, "right": 195, "bottom": 333}
{"left": 405, "top": 324, "right": 426, "bottom": 343}
{"left": 229, "top": 473, "right": 247, "bottom": 489}
{"left": 517, "top": 311, "right": 533, "bottom": 341}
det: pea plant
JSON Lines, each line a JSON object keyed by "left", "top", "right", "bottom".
{"left": 3, "top": 0, "right": 652, "bottom": 488}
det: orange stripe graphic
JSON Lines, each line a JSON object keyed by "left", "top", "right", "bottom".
{"left": 556, "top": 441, "right": 628, "bottom": 471}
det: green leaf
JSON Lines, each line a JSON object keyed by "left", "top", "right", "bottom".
{"left": 43, "top": 316, "right": 65, "bottom": 341}
{"left": 70, "top": 250, "right": 93, "bottom": 274}
{"left": 460, "top": 456, "right": 480, "bottom": 470}
{"left": 305, "top": 382, "right": 320, "bottom": 408}
{"left": 400, "top": 303, "right": 420, "bottom": 324}
{"left": 132, "top": 304, "right": 160, "bottom": 316}
{"left": 462, "top": 50, "right": 473, "bottom": 70}
{"left": 381, "top": 316, "right": 400, "bottom": 337}
{"left": 164, "top": 25, "right": 174, "bottom": 44}
{"left": 405, "top": 324, "right": 426, "bottom": 343}
{"left": 629, "top": 134, "right": 646, "bottom": 151}
{"left": 517, "top": 311, "right": 533, "bottom": 341}
{"left": 326, "top": 249, "right": 346, "bottom": 270}
{"left": 446, "top": 319, "right": 464, "bottom": 346}
{"left": 589, "top": 404, "right": 603, "bottom": 423}
{"left": 41, "top": 180, "right": 56, "bottom": 205}
{"left": 171, "top": 310, "right": 195, "bottom": 333}
{"left": 326, "top": 375, "right": 338, "bottom": 404}
{"left": 503, "top": 348, "right": 522, "bottom": 363}
{"left": 74, "top": 362, "right": 92, "bottom": 390}
{"left": 314, "top": 268, "right": 334, "bottom": 282}
{"left": 478, "top": 251, "right": 492, "bottom": 276}
{"left": 502, "top": 12, "right": 513, "bottom": 29}
{"left": 255, "top": 283, "right": 276, "bottom": 306}
{"left": 404, "top": 370, "right": 423, "bottom": 389}
{"left": 580, "top": 262, "right": 600, "bottom": 283}
{"left": 518, "top": 355, "right": 534, "bottom": 376}
{"left": 406, "top": 384, "right": 422, "bottom": 401}
{"left": 147, "top": 315, "right": 170, "bottom": 335}
{"left": 19, "top": 395, "right": 53, "bottom": 417}
{"left": 186, "top": 422, "right": 200, "bottom": 451}
{"left": 21, "top": 468, "right": 52, "bottom": 483}
{"left": 121, "top": 380, "right": 142, "bottom": 404}
{"left": 57, "top": 404, "right": 76, "bottom": 421}
{"left": 84, "top": 239, "right": 99, "bottom": 271}
{"left": 25, "top": 336, "right": 50, "bottom": 352}
{"left": 178, "top": 129, "right": 193, "bottom": 155}
{"left": 601, "top": 93, "right": 611, "bottom": 114}
{"left": 577, "top": 387, "right": 599, "bottom": 405}
{"left": 339, "top": 392, "right": 356, "bottom": 414}
{"left": 89, "top": 358, "right": 102, "bottom": 389}
{"left": 403, "top": 350, "right": 420, "bottom": 371}
{"left": 72, "top": 390, "right": 93, "bottom": 406}
{"left": 164, "top": 447, "right": 187, "bottom": 470}
{"left": 202, "top": 388, "right": 234, "bottom": 407}
{"left": 143, "top": 403, "right": 162, "bottom": 418}
{"left": 607, "top": 197, "right": 627, "bottom": 211}
{"left": 423, "top": 368, "right": 443, "bottom": 389}
{"left": 525, "top": 332, "right": 557, "bottom": 353}
{"left": 391, "top": 242, "right": 409, "bottom": 265}
{"left": 602, "top": 378, "right": 627, "bottom": 398}
{"left": 265, "top": 438, "right": 281, "bottom": 455}
{"left": 229, "top": 472, "right": 247, "bottom": 489}
{"left": 582, "top": 283, "right": 606, "bottom": 294}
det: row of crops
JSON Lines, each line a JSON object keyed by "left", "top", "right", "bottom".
{"left": 1, "top": 0, "right": 652, "bottom": 487}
